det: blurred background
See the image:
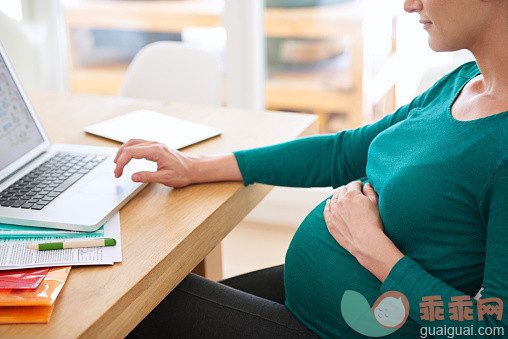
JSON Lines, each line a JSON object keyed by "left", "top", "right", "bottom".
{"left": 0, "top": 0, "right": 473, "bottom": 278}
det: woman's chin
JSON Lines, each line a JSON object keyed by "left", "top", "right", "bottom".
{"left": 427, "top": 37, "right": 461, "bottom": 53}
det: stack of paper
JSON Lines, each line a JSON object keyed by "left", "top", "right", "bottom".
{"left": 0, "top": 213, "right": 123, "bottom": 323}
{"left": 0, "top": 213, "right": 122, "bottom": 270}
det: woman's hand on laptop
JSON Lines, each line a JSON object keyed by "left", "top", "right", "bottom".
{"left": 113, "top": 139, "right": 243, "bottom": 187}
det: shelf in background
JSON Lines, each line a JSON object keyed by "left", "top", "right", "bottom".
{"left": 64, "top": 0, "right": 392, "bottom": 39}
{"left": 63, "top": 0, "right": 223, "bottom": 33}
{"left": 70, "top": 62, "right": 356, "bottom": 114}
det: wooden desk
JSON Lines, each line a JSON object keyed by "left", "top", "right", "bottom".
{"left": 0, "top": 92, "right": 317, "bottom": 338}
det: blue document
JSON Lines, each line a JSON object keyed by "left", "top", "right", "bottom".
{"left": 0, "top": 224, "right": 104, "bottom": 239}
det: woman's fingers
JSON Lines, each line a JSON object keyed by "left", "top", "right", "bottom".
{"left": 325, "top": 180, "right": 384, "bottom": 257}
{"left": 324, "top": 199, "right": 331, "bottom": 220}
{"left": 114, "top": 142, "right": 195, "bottom": 187}
{"left": 132, "top": 170, "right": 164, "bottom": 183}
{"left": 331, "top": 186, "right": 345, "bottom": 206}
{"left": 324, "top": 199, "right": 335, "bottom": 228}
{"left": 336, "top": 185, "right": 347, "bottom": 200}
{"left": 324, "top": 200, "right": 335, "bottom": 233}
{"left": 114, "top": 145, "right": 162, "bottom": 178}
{"left": 324, "top": 197, "right": 353, "bottom": 249}
{"left": 345, "top": 180, "right": 362, "bottom": 194}
{"left": 114, "top": 139, "right": 149, "bottom": 164}
{"left": 362, "top": 182, "right": 379, "bottom": 203}
{"left": 332, "top": 180, "right": 361, "bottom": 205}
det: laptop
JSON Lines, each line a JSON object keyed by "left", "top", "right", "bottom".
{"left": 0, "top": 43, "right": 149, "bottom": 232}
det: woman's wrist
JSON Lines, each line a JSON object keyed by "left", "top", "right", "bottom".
{"left": 187, "top": 154, "right": 201, "bottom": 185}
{"left": 190, "top": 153, "right": 243, "bottom": 184}
{"left": 356, "top": 233, "right": 404, "bottom": 283}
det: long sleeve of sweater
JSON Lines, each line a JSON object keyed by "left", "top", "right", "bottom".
{"left": 233, "top": 99, "right": 420, "bottom": 188}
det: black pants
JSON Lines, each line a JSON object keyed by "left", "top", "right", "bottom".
{"left": 128, "top": 265, "right": 318, "bottom": 339}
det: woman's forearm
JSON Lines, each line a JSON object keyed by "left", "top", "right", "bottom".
{"left": 356, "top": 235, "right": 404, "bottom": 283}
{"left": 190, "top": 153, "right": 243, "bottom": 184}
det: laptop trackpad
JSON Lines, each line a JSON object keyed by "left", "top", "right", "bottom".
{"left": 79, "top": 171, "right": 127, "bottom": 195}
{"left": 79, "top": 159, "right": 155, "bottom": 195}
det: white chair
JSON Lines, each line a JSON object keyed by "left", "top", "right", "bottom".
{"left": 118, "top": 41, "right": 223, "bottom": 106}
{"left": 0, "top": 0, "right": 69, "bottom": 92}
{"left": 416, "top": 51, "right": 475, "bottom": 96}
{"left": 416, "top": 63, "right": 467, "bottom": 96}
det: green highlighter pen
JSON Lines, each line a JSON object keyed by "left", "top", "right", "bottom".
{"left": 27, "top": 238, "right": 117, "bottom": 251}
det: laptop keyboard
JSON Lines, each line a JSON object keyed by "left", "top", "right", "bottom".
{"left": 0, "top": 153, "right": 107, "bottom": 210}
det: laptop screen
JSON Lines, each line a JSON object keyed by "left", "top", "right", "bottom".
{"left": 0, "top": 54, "right": 44, "bottom": 172}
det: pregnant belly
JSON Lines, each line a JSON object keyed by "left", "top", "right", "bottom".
{"left": 284, "top": 199, "right": 407, "bottom": 338}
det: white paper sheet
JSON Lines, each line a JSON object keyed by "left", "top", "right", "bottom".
{"left": 0, "top": 213, "right": 122, "bottom": 270}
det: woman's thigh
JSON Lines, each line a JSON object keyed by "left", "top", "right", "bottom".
{"left": 219, "top": 264, "right": 285, "bottom": 304}
{"left": 128, "top": 268, "right": 317, "bottom": 339}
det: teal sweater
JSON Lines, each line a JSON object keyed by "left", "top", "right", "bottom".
{"left": 233, "top": 62, "right": 507, "bottom": 338}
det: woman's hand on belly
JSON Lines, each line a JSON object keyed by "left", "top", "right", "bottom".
{"left": 323, "top": 180, "right": 404, "bottom": 283}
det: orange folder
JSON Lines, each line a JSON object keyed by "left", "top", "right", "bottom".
{"left": 0, "top": 267, "right": 71, "bottom": 324}
{"left": 0, "top": 305, "right": 54, "bottom": 324}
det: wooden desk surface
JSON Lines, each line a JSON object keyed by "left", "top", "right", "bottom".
{"left": 0, "top": 92, "right": 317, "bottom": 338}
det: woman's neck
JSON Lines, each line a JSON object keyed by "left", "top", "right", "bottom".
{"left": 469, "top": 7, "right": 508, "bottom": 99}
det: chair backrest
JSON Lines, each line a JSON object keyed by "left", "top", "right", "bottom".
{"left": 416, "top": 64, "right": 463, "bottom": 96}
{"left": 118, "top": 41, "right": 223, "bottom": 107}
{"left": 416, "top": 52, "right": 475, "bottom": 96}
{"left": 0, "top": 0, "right": 69, "bottom": 92}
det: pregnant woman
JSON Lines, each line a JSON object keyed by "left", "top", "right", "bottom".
{"left": 117, "top": 0, "right": 507, "bottom": 337}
